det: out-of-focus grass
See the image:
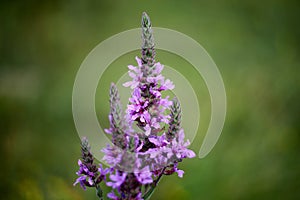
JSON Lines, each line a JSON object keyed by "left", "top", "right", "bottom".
{"left": 1, "top": 0, "right": 300, "bottom": 199}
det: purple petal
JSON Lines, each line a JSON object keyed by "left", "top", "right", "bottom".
{"left": 107, "top": 172, "right": 127, "bottom": 189}
{"left": 176, "top": 169, "right": 184, "bottom": 178}
{"left": 78, "top": 159, "right": 82, "bottom": 166}
{"left": 74, "top": 176, "right": 87, "bottom": 190}
{"left": 123, "top": 81, "right": 133, "bottom": 87}
{"left": 135, "top": 56, "right": 142, "bottom": 66}
{"left": 135, "top": 166, "right": 153, "bottom": 184}
{"left": 145, "top": 125, "right": 151, "bottom": 136}
{"left": 128, "top": 65, "right": 139, "bottom": 73}
{"left": 149, "top": 137, "right": 160, "bottom": 146}
{"left": 107, "top": 191, "right": 119, "bottom": 200}
{"left": 153, "top": 62, "right": 164, "bottom": 74}
{"left": 185, "top": 149, "right": 196, "bottom": 158}
{"left": 128, "top": 71, "right": 136, "bottom": 78}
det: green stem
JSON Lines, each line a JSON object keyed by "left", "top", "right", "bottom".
{"left": 94, "top": 183, "right": 103, "bottom": 200}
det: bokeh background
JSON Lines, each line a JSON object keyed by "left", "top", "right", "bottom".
{"left": 1, "top": 0, "right": 300, "bottom": 199}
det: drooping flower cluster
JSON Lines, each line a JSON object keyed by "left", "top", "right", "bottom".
{"left": 74, "top": 12, "right": 195, "bottom": 200}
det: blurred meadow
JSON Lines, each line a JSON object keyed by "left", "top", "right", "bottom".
{"left": 1, "top": 0, "right": 300, "bottom": 199}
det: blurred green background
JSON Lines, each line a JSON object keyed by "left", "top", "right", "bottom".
{"left": 1, "top": 0, "right": 300, "bottom": 199}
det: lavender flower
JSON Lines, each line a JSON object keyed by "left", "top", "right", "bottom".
{"left": 74, "top": 12, "right": 195, "bottom": 200}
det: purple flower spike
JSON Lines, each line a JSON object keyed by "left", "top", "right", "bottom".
{"left": 74, "top": 12, "right": 195, "bottom": 200}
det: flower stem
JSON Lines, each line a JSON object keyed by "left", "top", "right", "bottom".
{"left": 95, "top": 182, "right": 103, "bottom": 200}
